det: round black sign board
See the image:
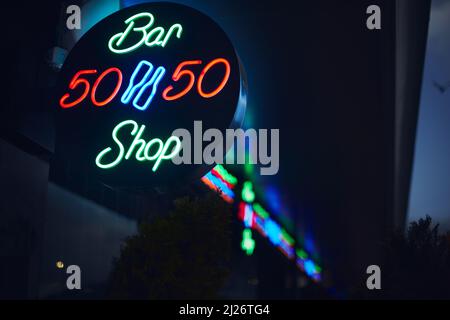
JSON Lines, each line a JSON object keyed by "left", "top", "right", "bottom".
{"left": 55, "top": 2, "right": 246, "bottom": 189}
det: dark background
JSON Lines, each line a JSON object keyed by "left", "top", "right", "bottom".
{"left": 0, "top": 0, "right": 430, "bottom": 298}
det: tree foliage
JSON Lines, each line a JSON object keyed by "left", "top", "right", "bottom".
{"left": 380, "top": 216, "right": 450, "bottom": 299}
{"left": 108, "top": 194, "right": 232, "bottom": 299}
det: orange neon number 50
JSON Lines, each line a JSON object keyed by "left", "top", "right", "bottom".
{"left": 59, "top": 67, "right": 123, "bottom": 108}
{"left": 162, "top": 58, "right": 230, "bottom": 101}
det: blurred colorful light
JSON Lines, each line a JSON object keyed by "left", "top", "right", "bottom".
{"left": 202, "top": 165, "right": 322, "bottom": 281}
{"left": 241, "top": 228, "right": 255, "bottom": 255}
{"left": 241, "top": 181, "right": 255, "bottom": 203}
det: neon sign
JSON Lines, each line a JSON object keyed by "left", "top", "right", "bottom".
{"left": 55, "top": 2, "right": 246, "bottom": 188}
{"left": 162, "top": 58, "right": 231, "bottom": 101}
{"left": 59, "top": 57, "right": 231, "bottom": 110}
{"left": 201, "top": 165, "right": 323, "bottom": 281}
{"left": 121, "top": 60, "right": 166, "bottom": 111}
{"left": 241, "top": 181, "right": 255, "bottom": 203}
{"left": 108, "top": 12, "right": 183, "bottom": 54}
{"left": 95, "top": 120, "right": 181, "bottom": 171}
{"left": 59, "top": 68, "right": 123, "bottom": 108}
{"left": 241, "top": 229, "right": 255, "bottom": 255}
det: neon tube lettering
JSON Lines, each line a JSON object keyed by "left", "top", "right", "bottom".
{"left": 60, "top": 67, "right": 123, "bottom": 109}
{"left": 95, "top": 120, "right": 182, "bottom": 171}
{"left": 161, "top": 24, "right": 183, "bottom": 47}
{"left": 144, "top": 26, "right": 164, "bottom": 46}
{"left": 132, "top": 66, "right": 165, "bottom": 111}
{"left": 95, "top": 119, "right": 135, "bottom": 169}
{"left": 60, "top": 69, "right": 97, "bottom": 108}
{"left": 121, "top": 60, "right": 166, "bottom": 111}
{"left": 108, "top": 12, "right": 183, "bottom": 54}
{"left": 152, "top": 135, "right": 182, "bottom": 172}
{"left": 91, "top": 67, "right": 123, "bottom": 107}
{"left": 162, "top": 60, "right": 202, "bottom": 101}
{"left": 197, "top": 58, "right": 231, "bottom": 98}
{"left": 162, "top": 58, "right": 231, "bottom": 101}
{"left": 121, "top": 61, "right": 154, "bottom": 104}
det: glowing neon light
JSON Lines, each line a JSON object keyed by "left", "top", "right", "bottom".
{"left": 162, "top": 60, "right": 202, "bottom": 101}
{"left": 208, "top": 172, "right": 235, "bottom": 199}
{"left": 132, "top": 66, "right": 165, "bottom": 111}
{"left": 108, "top": 12, "right": 183, "bottom": 54}
{"left": 243, "top": 204, "right": 254, "bottom": 228}
{"left": 314, "top": 265, "right": 322, "bottom": 274}
{"left": 253, "top": 216, "right": 267, "bottom": 237}
{"left": 121, "top": 60, "right": 165, "bottom": 111}
{"left": 153, "top": 135, "right": 181, "bottom": 171}
{"left": 204, "top": 172, "right": 234, "bottom": 199}
{"left": 144, "top": 26, "right": 164, "bottom": 46}
{"left": 144, "top": 23, "right": 183, "bottom": 47}
{"left": 241, "top": 229, "right": 255, "bottom": 255}
{"left": 296, "top": 258, "right": 305, "bottom": 271}
{"left": 253, "top": 203, "right": 269, "bottom": 219}
{"left": 208, "top": 164, "right": 237, "bottom": 191}
{"left": 109, "top": 12, "right": 154, "bottom": 54}
{"left": 121, "top": 61, "right": 153, "bottom": 104}
{"left": 281, "top": 229, "right": 295, "bottom": 246}
{"left": 304, "top": 260, "right": 317, "bottom": 277}
{"left": 241, "top": 181, "right": 255, "bottom": 203}
{"left": 312, "top": 274, "right": 321, "bottom": 282}
{"left": 238, "top": 201, "right": 246, "bottom": 221}
{"left": 264, "top": 219, "right": 281, "bottom": 246}
{"left": 283, "top": 245, "right": 295, "bottom": 259}
{"left": 296, "top": 249, "right": 308, "bottom": 260}
{"left": 95, "top": 120, "right": 181, "bottom": 171}
{"left": 95, "top": 120, "right": 134, "bottom": 169}
{"left": 60, "top": 69, "right": 97, "bottom": 108}
{"left": 197, "top": 58, "right": 231, "bottom": 98}
{"left": 91, "top": 67, "right": 123, "bottom": 107}
{"left": 278, "top": 240, "right": 295, "bottom": 259}
{"left": 203, "top": 169, "right": 322, "bottom": 281}
{"left": 60, "top": 68, "right": 124, "bottom": 108}
{"left": 162, "top": 58, "right": 231, "bottom": 101}
{"left": 238, "top": 202, "right": 265, "bottom": 237}
{"left": 213, "top": 165, "right": 237, "bottom": 185}
{"left": 162, "top": 24, "right": 183, "bottom": 47}
{"left": 296, "top": 250, "right": 321, "bottom": 280}
{"left": 201, "top": 177, "right": 231, "bottom": 203}
{"left": 201, "top": 174, "right": 234, "bottom": 203}
{"left": 210, "top": 170, "right": 234, "bottom": 190}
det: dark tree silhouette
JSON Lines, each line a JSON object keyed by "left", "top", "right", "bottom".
{"left": 108, "top": 194, "right": 232, "bottom": 299}
{"left": 374, "top": 216, "right": 450, "bottom": 299}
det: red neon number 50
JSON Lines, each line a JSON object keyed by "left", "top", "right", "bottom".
{"left": 162, "top": 58, "right": 230, "bottom": 101}
{"left": 59, "top": 67, "right": 123, "bottom": 108}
